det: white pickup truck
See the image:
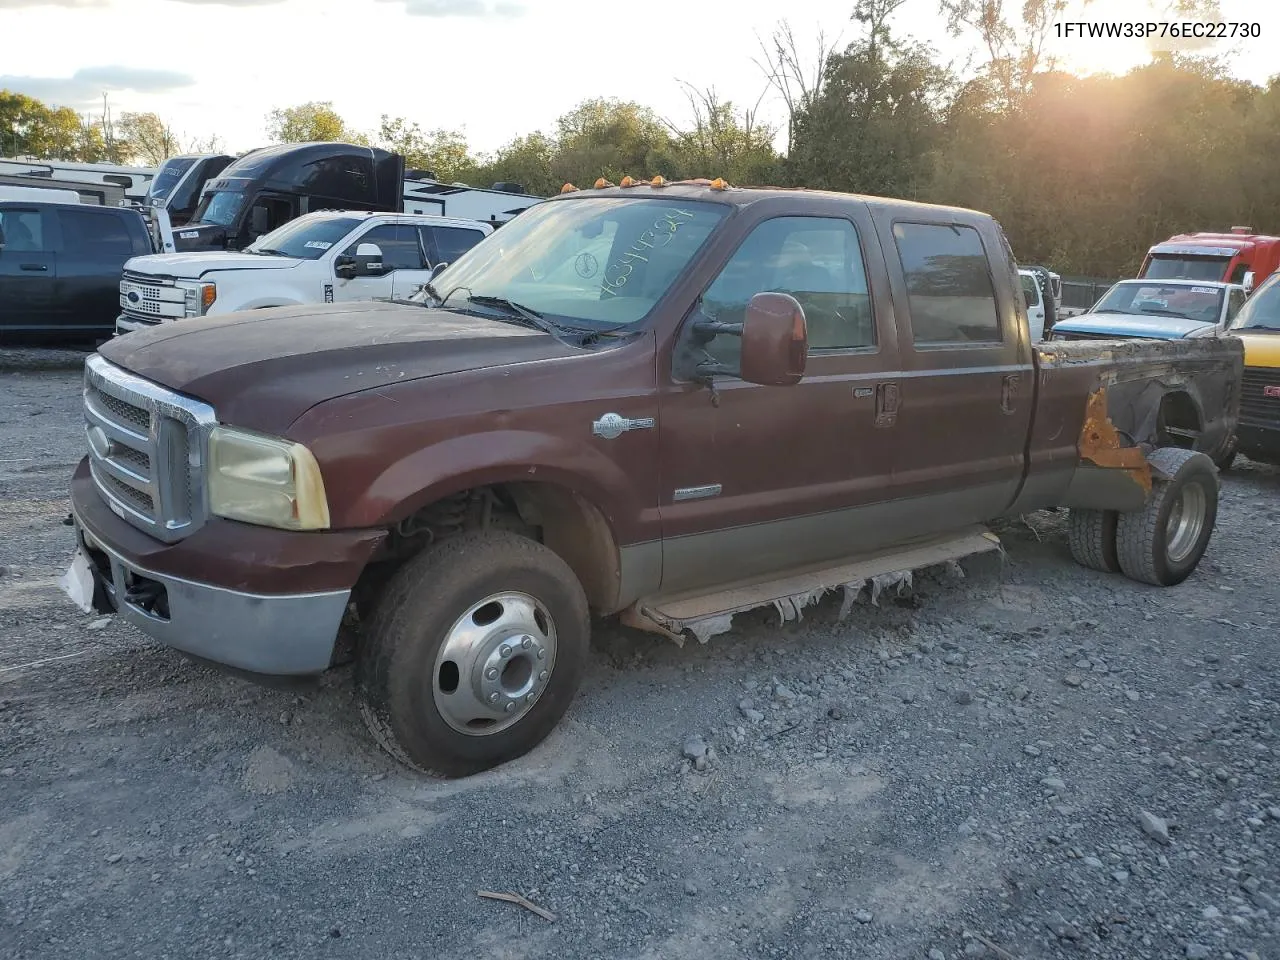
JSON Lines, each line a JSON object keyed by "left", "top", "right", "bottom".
{"left": 115, "top": 211, "right": 492, "bottom": 334}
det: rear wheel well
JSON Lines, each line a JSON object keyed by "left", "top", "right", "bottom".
{"left": 1156, "top": 390, "right": 1202, "bottom": 450}
{"left": 352, "top": 482, "right": 621, "bottom": 619}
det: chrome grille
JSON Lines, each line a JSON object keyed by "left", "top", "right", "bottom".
{"left": 1240, "top": 366, "right": 1280, "bottom": 427}
{"left": 119, "top": 270, "right": 186, "bottom": 325}
{"left": 83, "top": 355, "right": 216, "bottom": 543}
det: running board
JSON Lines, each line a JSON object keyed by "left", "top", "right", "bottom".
{"left": 621, "top": 527, "right": 1003, "bottom": 646}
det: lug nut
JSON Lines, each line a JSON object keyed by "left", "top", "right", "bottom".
{"left": 504, "top": 702, "right": 515, "bottom": 713}
{"left": 525, "top": 693, "right": 535, "bottom": 704}
{"left": 499, "top": 645, "right": 512, "bottom": 658}
{"left": 538, "top": 670, "right": 548, "bottom": 681}
{"left": 485, "top": 668, "right": 498, "bottom": 680}
{"left": 537, "top": 649, "right": 546, "bottom": 661}
{"left": 521, "top": 636, "right": 532, "bottom": 649}
{"left": 488, "top": 692, "right": 500, "bottom": 704}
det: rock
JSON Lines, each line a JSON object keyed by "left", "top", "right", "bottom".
{"left": 1063, "top": 672, "right": 1084, "bottom": 688}
{"left": 1045, "top": 912, "right": 1082, "bottom": 940}
{"left": 943, "top": 652, "right": 966, "bottom": 666}
{"left": 1157, "top": 752, "right": 1177, "bottom": 768}
{"left": 87, "top": 617, "right": 111, "bottom": 631}
{"left": 739, "top": 699, "right": 764, "bottom": 723}
{"left": 1040, "top": 777, "right": 1066, "bottom": 792}
{"left": 1268, "top": 806, "right": 1280, "bottom": 821}
{"left": 1200, "top": 906, "right": 1220, "bottom": 920}
{"left": 954, "top": 689, "right": 973, "bottom": 706}
{"left": 1213, "top": 767, "right": 1230, "bottom": 782}
{"left": 1138, "top": 810, "right": 1171, "bottom": 845}
{"left": 918, "top": 641, "right": 936, "bottom": 654}
{"left": 1124, "top": 689, "right": 1140, "bottom": 701}
{"left": 854, "top": 910, "right": 873, "bottom": 924}
{"left": 1023, "top": 745, "right": 1042, "bottom": 757}
{"left": 682, "top": 735, "right": 708, "bottom": 764}
{"left": 929, "top": 950, "right": 946, "bottom": 960}
{"left": 774, "top": 684, "right": 796, "bottom": 705}
{"left": 684, "top": 880, "right": 698, "bottom": 896}
{"left": 963, "top": 942, "right": 988, "bottom": 957}
{"left": 105, "top": 853, "right": 123, "bottom": 864}
{"left": 1111, "top": 870, "right": 1129, "bottom": 882}
{"left": 0, "top": 768, "right": 15, "bottom": 777}
{"left": 1083, "top": 856, "right": 1104, "bottom": 868}
{"left": 1009, "top": 685, "right": 1030, "bottom": 701}
{"left": 1184, "top": 944, "right": 1210, "bottom": 959}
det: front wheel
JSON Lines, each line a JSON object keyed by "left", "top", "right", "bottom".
{"left": 1116, "top": 447, "right": 1219, "bottom": 586}
{"left": 356, "top": 531, "right": 590, "bottom": 776}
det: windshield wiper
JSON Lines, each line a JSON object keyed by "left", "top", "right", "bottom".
{"left": 464, "top": 294, "right": 596, "bottom": 339}
{"left": 249, "top": 247, "right": 288, "bottom": 256}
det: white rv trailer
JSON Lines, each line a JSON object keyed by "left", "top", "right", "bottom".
{"left": 0, "top": 158, "right": 156, "bottom": 203}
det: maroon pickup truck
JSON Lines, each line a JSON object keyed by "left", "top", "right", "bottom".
{"left": 63, "top": 180, "right": 1243, "bottom": 776}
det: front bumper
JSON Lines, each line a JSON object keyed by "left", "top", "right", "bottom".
{"left": 115, "top": 312, "right": 161, "bottom": 337}
{"left": 1237, "top": 423, "right": 1280, "bottom": 465}
{"left": 70, "top": 458, "right": 385, "bottom": 675}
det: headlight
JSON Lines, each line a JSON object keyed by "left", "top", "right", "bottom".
{"left": 183, "top": 282, "right": 216, "bottom": 317}
{"left": 207, "top": 426, "right": 330, "bottom": 530}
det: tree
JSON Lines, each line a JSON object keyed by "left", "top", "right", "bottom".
{"left": 377, "top": 116, "right": 470, "bottom": 181}
{"left": 754, "top": 20, "right": 841, "bottom": 154}
{"left": 117, "top": 112, "right": 180, "bottom": 165}
{"left": 667, "top": 82, "right": 780, "bottom": 184}
{"left": 470, "top": 131, "right": 558, "bottom": 195}
{"left": 552, "top": 97, "right": 679, "bottom": 185}
{"left": 266, "top": 102, "right": 363, "bottom": 144}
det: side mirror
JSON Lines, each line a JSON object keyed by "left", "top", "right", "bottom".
{"left": 679, "top": 292, "right": 809, "bottom": 386}
{"left": 740, "top": 293, "right": 808, "bottom": 385}
{"left": 429, "top": 260, "right": 449, "bottom": 282}
{"left": 1243, "top": 271, "right": 1255, "bottom": 294}
{"left": 354, "top": 242, "right": 385, "bottom": 276}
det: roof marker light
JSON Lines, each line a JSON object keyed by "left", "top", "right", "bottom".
{"left": 560, "top": 183, "right": 578, "bottom": 193}
{"left": 619, "top": 176, "right": 637, "bottom": 187}
{"left": 594, "top": 177, "right": 613, "bottom": 189}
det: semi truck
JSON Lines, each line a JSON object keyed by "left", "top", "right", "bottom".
{"left": 166, "top": 142, "right": 543, "bottom": 253}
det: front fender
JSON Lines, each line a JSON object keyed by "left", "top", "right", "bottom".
{"left": 333, "top": 429, "right": 644, "bottom": 535}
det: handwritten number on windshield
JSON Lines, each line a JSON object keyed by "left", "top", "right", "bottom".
{"left": 600, "top": 209, "right": 696, "bottom": 298}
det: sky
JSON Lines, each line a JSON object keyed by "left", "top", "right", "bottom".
{"left": 1, "top": 0, "right": 1278, "bottom": 161}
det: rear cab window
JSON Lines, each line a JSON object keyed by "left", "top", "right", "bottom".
{"left": 57, "top": 209, "right": 137, "bottom": 258}
{"left": 892, "top": 221, "right": 1003, "bottom": 345}
{"left": 0, "top": 207, "right": 46, "bottom": 251}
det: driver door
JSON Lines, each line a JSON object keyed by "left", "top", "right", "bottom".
{"left": 332, "top": 222, "right": 426, "bottom": 304}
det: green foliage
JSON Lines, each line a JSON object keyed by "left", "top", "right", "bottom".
{"left": 265, "top": 101, "right": 365, "bottom": 145}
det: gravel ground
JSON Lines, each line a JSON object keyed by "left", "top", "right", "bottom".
{"left": 1, "top": 350, "right": 1279, "bottom": 960}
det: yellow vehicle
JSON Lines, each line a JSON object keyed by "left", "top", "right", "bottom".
{"left": 1228, "top": 272, "right": 1280, "bottom": 465}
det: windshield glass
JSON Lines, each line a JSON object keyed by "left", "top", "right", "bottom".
{"left": 1144, "top": 255, "right": 1231, "bottom": 282}
{"left": 1020, "top": 273, "right": 1041, "bottom": 307}
{"left": 147, "top": 158, "right": 195, "bottom": 202}
{"left": 192, "top": 190, "right": 245, "bottom": 227}
{"left": 1092, "top": 282, "right": 1225, "bottom": 324}
{"left": 436, "top": 196, "right": 729, "bottom": 328}
{"left": 1230, "top": 275, "right": 1280, "bottom": 331}
{"left": 245, "top": 215, "right": 363, "bottom": 259}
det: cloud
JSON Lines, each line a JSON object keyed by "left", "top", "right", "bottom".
{"left": 379, "top": 0, "right": 525, "bottom": 17}
{"left": 0, "top": 66, "right": 196, "bottom": 107}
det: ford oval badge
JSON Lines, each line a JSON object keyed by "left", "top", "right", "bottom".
{"left": 127, "top": 291, "right": 141, "bottom": 304}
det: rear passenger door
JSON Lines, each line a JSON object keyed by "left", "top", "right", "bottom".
{"left": 56, "top": 208, "right": 149, "bottom": 336}
{"left": 423, "top": 224, "right": 488, "bottom": 272}
{"left": 0, "top": 206, "right": 58, "bottom": 332}
{"left": 872, "top": 215, "right": 1034, "bottom": 525}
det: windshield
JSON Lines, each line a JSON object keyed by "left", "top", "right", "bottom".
{"left": 1092, "top": 282, "right": 1225, "bottom": 324}
{"left": 245, "top": 215, "right": 363, "bottom": 259}
{"left": 147, "top": 157, "right": 195, "bottom": 202}
{"left": 435, "top": 196, "right": 729, "bottom": 328}
{"left": 1230, "top": 275, "right": 1280, "bottom": 331}
{"left": 1020, "top": 273, "right": 1041, "bottom": 307}
{"left": 192, "top": 190, "right": 245, "bottom": 227}
{"left": 1144, "top": 255, "right": 1231, "bottom": 282}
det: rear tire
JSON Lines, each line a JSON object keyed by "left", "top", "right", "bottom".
{"left": 356, "top": 530, "right": 590, "bottom": 776}
{"left": 1067, "top": 508, "right": 1120, "bottom": 573}
{"left": 1116, "top": 447, "right": 1218, "bottom": 586}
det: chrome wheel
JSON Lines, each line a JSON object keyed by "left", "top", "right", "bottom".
{"left": 1165, "top": 481, "right": 1207, "bottom": 564}
{"left": 432, "top": 591, "right": 557, "bottom": 736}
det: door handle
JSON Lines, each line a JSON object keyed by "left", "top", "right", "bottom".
{"left": 20, "top": 263, "right": 48, "bottom": 272}
{"left": 1001, "top": 374, "right": 1021, "bottom": 415}
{"left": 875, "top": 381, "right": 899, "bottom": 428}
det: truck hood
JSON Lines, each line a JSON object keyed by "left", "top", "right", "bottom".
{"left": 97, "top": 301, "right": 582, "bottom": 434}
{"left": 125, "top": 251, "right": 303, "bottom": 279}
{"left": 1055, "top": 311, "right": 1213, "bottom": 339}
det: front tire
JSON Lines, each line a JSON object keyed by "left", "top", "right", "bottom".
{"left": 356, "top": 531, "right": 590, "bottom": 776}
{"left": 1116, "top": 448, "right": 1219, "bottom": 586}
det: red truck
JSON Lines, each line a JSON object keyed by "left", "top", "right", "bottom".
{"left": 63, "top": 179, "right": 1243, "bottom": 776}
{"left": 1139, "top": 227, "right": 1280, "bottom": 291}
